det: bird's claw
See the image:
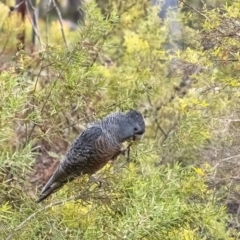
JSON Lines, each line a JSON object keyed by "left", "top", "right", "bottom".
{"left": 89, "top": 176, "right": 109, "bottom": 188}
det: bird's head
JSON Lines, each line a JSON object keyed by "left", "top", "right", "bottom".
{"left": 118, "top": 110, "right": 145, "bottom": 142}
{"left": 101, "top": 110, "right": 145, "bottom": 143}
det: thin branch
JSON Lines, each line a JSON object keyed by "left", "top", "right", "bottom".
{"left": 10, "top": 0, "right": 25, "bottom": 10}
{"left": 155, "top": 119, "right": 168, "bottom": 138}
{"left": 147, "top": 94, "right": 167, "bottom": 139}
{"left": 25, "top": 61, "right": 71, "bottom": 143}
{"left": 6, "top": 182, "right": 93, "bottom": 240}
{"left": 126, "top": 142, "right": 133, "bottom": 162}
{"left": 179, "top": 0, "right": 209, "bottom": 20}
{"left": 212, "top": 59, "right": 239, "bottom": 62}
{"left": 212, "top": 154, "right": 240, "bottom": 170}
{"left": 45, "top": 0, "right": 51, "bottom": 45}
{"left": 25, "top": 0, "right": 45, "bottom": 46}
{"left": 15, "top": 0, "right": 26, "bottom": 49}
{"left": 27, "top": 0, "right": 41, "bottom": 48}
{"left": 200, "top": 0, "right": 206, "bottom": 7}
{"left": 51, "top": 0, "right": 68, "bottom": 47}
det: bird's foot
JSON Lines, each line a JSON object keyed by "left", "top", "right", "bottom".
{"left": 120, "top": 149, "right": 127, "bottom": 156}
{"left": 89, "top": 176, "right": 109, "bottom": 188}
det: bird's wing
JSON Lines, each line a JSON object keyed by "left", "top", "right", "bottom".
{"left": 66, "top": 126, "right": 103, "bottom": 164}
{"left": 37, "top": 126, "right": 103, "bottom": 203}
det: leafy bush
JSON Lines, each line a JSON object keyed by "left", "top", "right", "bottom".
{"left": 1, "top": 163, "right": 230, "bottom": 240}
{"left": 0, "top": 0, "right": 239, "bottom": 239}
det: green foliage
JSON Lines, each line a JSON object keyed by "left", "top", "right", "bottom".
{"left": 0, "top": 0, "right": 240, "bottom": 239}
{"left": 1, "top": 163, "right": 230, "bottom": 239}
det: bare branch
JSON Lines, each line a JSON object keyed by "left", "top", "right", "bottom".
{"left": 27, "top": 0, "right": 41, "bottom": 48}
{"left": 25, "top": 0, "right": 45, "bottom": 46}
{"left": 6, "top": 181, "right": 94, "bottom": 240}
{"left": 147, "top": 94, "right": 168, "bottom": 139}
{"left": 51, "top": 0, "right": 68, "bottom": 47}
{"left": 10, "top": 0, "right": 25, "bottom": 11}
{"left": 15, "top": 0, "right": 26, "bottom": 49}
{"left": 45, "top": 0, "right": 51, "bottom": 45}
{"left": 179, "top": 0, "right": 209, "bottom": 20}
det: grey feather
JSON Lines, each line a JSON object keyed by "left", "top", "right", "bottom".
{"left": 37, "top": 110, "right": 145, "bottom": 203}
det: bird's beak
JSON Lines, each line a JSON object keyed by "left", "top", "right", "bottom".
{"left": 133, "top": 133, "right": 144, "bottom": 141}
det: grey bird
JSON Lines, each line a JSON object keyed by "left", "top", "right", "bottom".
{"left": 37, "top": 110, "right": 145, "bottom": 203}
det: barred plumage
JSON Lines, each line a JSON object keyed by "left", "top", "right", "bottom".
{"left": 37, "top": 110, "right": 145, "bottom": 203}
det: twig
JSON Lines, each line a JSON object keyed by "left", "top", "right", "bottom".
{"left": 15, "top": 0, "right": 26, "bottom": 49}
{"left": 147, "top": 94, "right": 167, "bottom": 139}
{"left": 126, "top": 142, "right": 133, "bottom": 162}
{"left": 45, "top": 0, "right": 51, "bottom": 45}
{"left": 6, "top": 182, "right": 92, "bottom": 240}
{"left": 212, "top": 154, "right": 240, "bottom": 170}
{"left": 51, "top": 0, "right": 68, "bottom": 47}
{"left": 27, "top": 0, "right": 41, "bottom": 48}
{"left": 10, "top": 0, "right": 25, "bottom": 10}
{"left": 25, "top": 0, "right": 45, "bottom": 46}
{"left": 25, "top": 63, "right": 69, "bottom": 144}
{"left": 33, "top": 63, "right": 44, "bottom": 93}
{"left": 179, "top": 0, "right": 209, "bottom": 20}
{"left": 154, "top": 119, "right": 168, "bottom": 139}
{"left": 24, "top": 42, "right": 80, "bottom": 146}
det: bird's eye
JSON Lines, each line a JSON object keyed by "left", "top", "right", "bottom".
{"left": 134, "top": 127, "right": 138, "bottom": 132}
